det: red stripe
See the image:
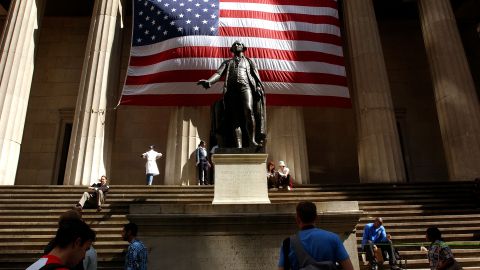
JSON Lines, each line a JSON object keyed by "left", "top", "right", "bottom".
{"left": 219, "top": 27, "right": 342, "bottom": 45}
{"left": 220, "top": 0, "right": 338, "bottom": 9}
{"left": 126, "top": 70, "right": 347, "bottom": 86}
{"left": 120, "top": 94, "right": 351, "bottom": 107}
{"left": 130, "top": 47, "right": 344, "bottom": 67}
{"left": 220, "top": 10, "right": 340, "bottom": 26}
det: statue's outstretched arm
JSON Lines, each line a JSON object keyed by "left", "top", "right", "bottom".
{"left": 197, "top": 73, "right": 221, "bottom": 89}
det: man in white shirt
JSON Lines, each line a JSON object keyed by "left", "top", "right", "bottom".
{"left": 141, "top": 145, "right": 163, "bottom": 185}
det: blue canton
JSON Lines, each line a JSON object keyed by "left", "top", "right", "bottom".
{"left": 133, "top": 0, "right": 220, "bottom": 46}
{"left": 125, "top": 239, "right": 148, "bottom": 270}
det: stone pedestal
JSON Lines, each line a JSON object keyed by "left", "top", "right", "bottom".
{"left": 211, "top": 154, "right": 270, "bottom": 204}
{"left": 128, "top": 202, "right": 362, "bottom": 270}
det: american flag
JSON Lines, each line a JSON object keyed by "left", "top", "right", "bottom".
{"left": 120, "top": 0, "right": 350, "bottom": 107}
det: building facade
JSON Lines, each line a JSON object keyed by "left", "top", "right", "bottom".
{"left": 0, "top": 0, "right": 478, "bottom": 186}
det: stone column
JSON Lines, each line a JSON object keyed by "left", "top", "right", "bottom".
{"left": 343, "top": 0, "right": 406, "bottom": 183}
{"left": 418, "top": 0, "right": 480, "bottom": 180}
{"left": 0, "top": 0, "right": 41, "bottom": 185}
{"left": 164, "top": 107, "right": 210, "bottom": 185}
{"left": 64, "top": 0, "right": 121, "bottom": 185}
{"left": 267, "top": 107, "right": 309, "bottom": 184}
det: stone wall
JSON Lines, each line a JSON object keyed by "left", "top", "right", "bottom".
{"left": 128, "top": 202, "right": 362, "bottom": 270}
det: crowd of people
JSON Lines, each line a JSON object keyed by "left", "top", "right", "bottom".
{"left": 26, "top": 207, "right": 147, "bottom": 270}
{"left": 30, "top": 142, "right": 464, "bottom": 269}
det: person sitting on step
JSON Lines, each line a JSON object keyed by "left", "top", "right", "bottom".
{"left": 362, "top": 217, "right": 401, "bottom": 270}
{"left": 277, "top": 160, "right": 292, "bottom": 190}
{"left": 75, "top": 175, "right": 109, "bottom": 212}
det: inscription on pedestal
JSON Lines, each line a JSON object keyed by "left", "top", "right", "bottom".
{"left": 212, "top": 154, "right": 270, "bottom": 204}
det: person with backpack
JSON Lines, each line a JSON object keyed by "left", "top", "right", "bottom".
{"left": 278, "top": 201, "right": 354, "bottom": 270}
{"left": 26, "top": 219, "right": 96, "bottom": 270}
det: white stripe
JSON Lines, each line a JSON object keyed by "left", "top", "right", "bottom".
{"left": 122, "top": 82, "right": 349, "bottom": 97}
{"left": 219, "top": 18, "right": 340, "bottom": 36}
{"left": 130, "top": 36, "right": 343, "bottom": 57}
{"left": 220, "top": 2, "right": 338, "bottom": 17}
{"left": 128, "top": 57, "right": 346, "bottom": 76}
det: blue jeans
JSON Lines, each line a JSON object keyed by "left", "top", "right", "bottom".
{"left": 146, "top": 174, "right": 154, "bottom": 185}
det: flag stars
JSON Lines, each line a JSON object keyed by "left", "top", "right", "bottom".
{"left": 163, "top": 30, "right": 168, "bottom": 35}
{"left": 164, "top": 15, "right": 169, "bottom": 20}
{"left": 145, "top": 16, "right": 150, "bottom": 21}
{"left": 151, "top": 20, "right": 156, "bottom": 25}
{"left": 164, "top": 3, "right": 169, "bottom": 6}
{"left": 157, "top": 26, "right": 162, "bottom": 30}
{"left": 210, "top": 14, "right": 216, "bottom": 19}
{"left": 211, "top": 3, "right": 216, "bottom": 7}
{"left": 202, "top": 20, "right": 207, "bottom": 24}
{"left": 195, "top": 13, "right": 200, "bottom": 18}
{"left": 210, "top": 26, "right": 215, "bottom": 32}
{"left": 186, "top": 19, "right": 191, "bottom": 24}
{"left": 171, "top": 8, "right": 176, "bottom": 12}
{"left": 193, "top": 26, "right": 199, "bottom": 31}
{"left": 144, "top": 1, "right": 148, "bottom": 6}
{"left": 138, "top": 24, "right": 143, "bottom": 28}
{"left": 144, "top": 30, "right": 149, "bottom": 35}
{"left": 150, "top": 5, "right": 154, "bottom": 10}
{"left": 137, "top": 38, "right": 142, "bottom": 43}
{"left": 179, "top": 3, "right": 184, "bottom": 6}
{"left": 177, "top": 27, "right": 183, "bottom": 32}
{"left": 179, "top": 14, "right": 184, "bottom": 18}
{"left": 151, "top": 35, "right": 156, "bottom": 40}
{"left": 195, "top": 3, "right": 200, "bottom": 7}
{"left": 139, "top": 11, "right": 143, "bottom": 15}
{"left": 170, "top": 21, "right": 175, "bottom": 25}
{"left": 186, "top": 8, "right": 192, "bottom": 12}
{"left": 202, "top": 8, "right": 208, "bottom": 12}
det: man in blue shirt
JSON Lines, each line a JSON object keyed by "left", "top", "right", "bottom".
{"left": 122, "top": 223, "right": 148, "bottom": 270}
{"left": 278, "top": 201, "right": 354, "bottom": 270}
{"left": 362, "top": 217, "right": 399, "bottom": 270}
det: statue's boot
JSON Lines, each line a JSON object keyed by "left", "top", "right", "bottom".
{"left": 235, "top": 128, "right": 242, "bottom": 148}
{"left": 247, "top": 118, "right": 260, "bottom": 147}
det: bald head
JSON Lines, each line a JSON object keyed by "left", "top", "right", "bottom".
{"left": 373, "top": 217, "right": 383, "bottom": 228}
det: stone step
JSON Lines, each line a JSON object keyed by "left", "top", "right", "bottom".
{"left": 1, "top": 182, "right": 477, "bottom": 269}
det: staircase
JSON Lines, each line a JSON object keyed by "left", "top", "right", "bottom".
{"left": 0, "top": 182, "right": 478, "bottom": 269}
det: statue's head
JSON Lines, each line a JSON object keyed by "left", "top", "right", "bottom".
{"left": 230, "top": 41, "right": 247, "bottom": 53}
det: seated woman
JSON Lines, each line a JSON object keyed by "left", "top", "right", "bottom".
{"left": 266, "top": 161, "right": 278, "bottom": 189}
{"left": 277, "top": 161, "right": 292, "bottom": 190}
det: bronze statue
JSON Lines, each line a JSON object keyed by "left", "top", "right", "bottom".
{"left": 198, "top": 41, "right": 266, "bottom": 150}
